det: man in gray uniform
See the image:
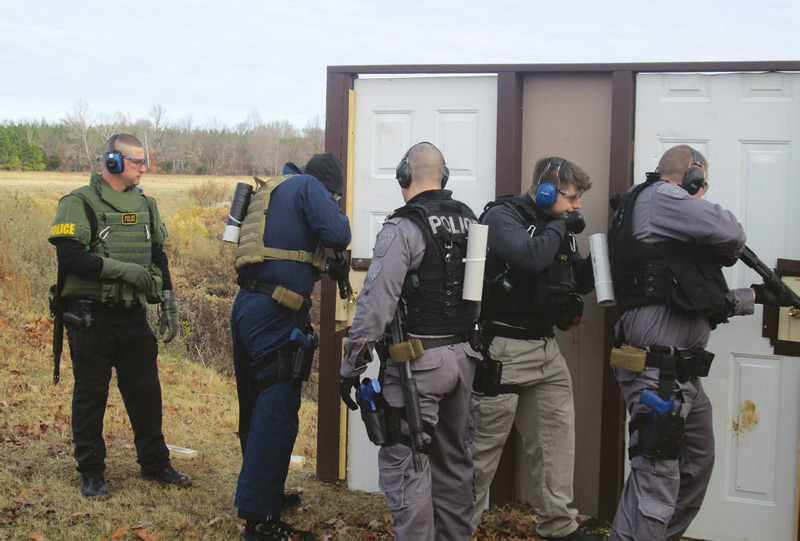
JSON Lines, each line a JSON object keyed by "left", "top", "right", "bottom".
{"left": 607, "top": 145, "right": 789, "bottom": 540}
{"left": 470, "top": 157, "right": 601, "bottom": 541}
{"left": 339, "top": 142, "right": 482, "bottom": 541}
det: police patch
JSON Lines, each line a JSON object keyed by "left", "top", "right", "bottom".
{"left": 365, "top": 261, "right": 382, "bottom": 287}
{"left": 50, "top": 223, "right": 76, "bottom": 236}
{"left": 122, "top": 213, "right": 138, "bottom": 225}
{"left": 373, "top": 228, "right": 396, "bottom": 258}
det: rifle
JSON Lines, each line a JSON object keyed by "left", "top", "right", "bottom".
{"left": 740, "top": 245, "right": 800, "bottom": 310}
{"left": 386, "top": 300, "right": 426, "bottom": 473}
{"left": 49, "top": 263, "right": 68, "bottom": 384}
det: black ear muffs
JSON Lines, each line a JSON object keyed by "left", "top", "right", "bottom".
{"left": 681, "top": 147, "right": 707, "bottom": 195}
{"left": 396, "top": 142, "right": 449, "bottom": 189}
{"left": 105, "top": 133, "right": 123, "bottom": 173}
{"left": 534, "top": 157, "right": 565, "bottom": 208}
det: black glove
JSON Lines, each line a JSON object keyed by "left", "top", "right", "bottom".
{"left": 339, "top": 376, "right": 360, "bottom": 411}
{"left": 752, "top": 283, "right": 797, "bottom": 307}
{"left": 326, "top": 256, "right": 350, "bottom": 281}
{"left": 564, "top": 211, "right": 586, "bottom": 234}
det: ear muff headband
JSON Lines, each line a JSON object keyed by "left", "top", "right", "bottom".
{"left": 534, "top": 157, "right": 565, "bottom": 208}
{"left": 395, "top": 142, "right": 450, "bottom": 189}
{"left": 681, "top": 147, "right": 707, "bottom": 195}
{"left": 105, "top": 133, "right": 123, "bottom": 173}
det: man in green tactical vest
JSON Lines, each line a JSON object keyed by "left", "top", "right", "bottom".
{"left": 48, "top": 133, "right": 190, "bottom": 498}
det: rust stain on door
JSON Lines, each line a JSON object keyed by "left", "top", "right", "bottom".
{"left": 731, "top": 400, "right": 758, "bottom": 438}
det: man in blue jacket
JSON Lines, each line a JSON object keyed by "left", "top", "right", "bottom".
{"left": 231, "top": 153, "right": 351, "bottom": 541}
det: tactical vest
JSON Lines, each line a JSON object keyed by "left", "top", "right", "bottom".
{"left": 608, "top": 178, "right": 732, "bottom": 326}
{"left": 481, "top": 194, "right": 578, "bottom": 329}
{"left": 60, "top": 181, "right": 163, "bottom": 307}
{"left": 234, "top": 175, "right": 326, "bottom": 275}
{"left": 390, "top": 190, "right": 478, "bottom": 335}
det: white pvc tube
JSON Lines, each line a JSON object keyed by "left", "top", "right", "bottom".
{"left": 589, "top": 233, "right": 616, "bottom": 307}
{"left": 463, "top": 223, "right": 489, "bottom": 301}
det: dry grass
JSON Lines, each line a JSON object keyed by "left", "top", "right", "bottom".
{"left": 0, "top": 171, "right": 608, "bottom": 540}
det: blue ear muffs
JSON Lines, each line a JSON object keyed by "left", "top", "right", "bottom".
{"left": 534, "top": 157, "right": 565, "bottom": 208}
{"left": 105, "top": 133, "right": 123, "bottom": 173}
{"left": 535, "top": 182, "right": 558, "bottom": 207}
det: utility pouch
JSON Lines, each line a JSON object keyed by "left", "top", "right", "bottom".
{"left": 473, "top": 358, "right": 503, "bottom": 397}
{"left": 677, "top": 347, "right": 715, "bottom": 381}
{"left": 469, "top": 323, "right": 482, "bottom": 352}
{"left": 633, "top": 412, "right": 685, "bottom": 460}
{"left": 610, "top": 344, "right": 647, "bottom": 372}
{"left": 290, "top": 344, "right": 315, "bottom": 383}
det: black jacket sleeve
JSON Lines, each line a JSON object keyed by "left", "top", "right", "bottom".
{"left": 52, "top": 238, "right": 103, "bottom": 278}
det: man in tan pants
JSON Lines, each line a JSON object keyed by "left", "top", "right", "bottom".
{"left": 471, "top": 157, "right": 602, "bottom": 541}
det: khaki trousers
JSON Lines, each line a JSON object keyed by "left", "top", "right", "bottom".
{"left": 470, "top": 336, "right": 579, "bottom": 538}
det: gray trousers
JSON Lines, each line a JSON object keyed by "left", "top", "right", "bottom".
{"left": 609, "top": 367, "right": 715, "bottom": 541}
{"left": 470, "top": 337, "right": 579, "bottom": 538}
{"left": 379, "top": 342, "right": 480, "bottom": 541}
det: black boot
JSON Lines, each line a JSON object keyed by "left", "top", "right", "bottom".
{"left": 80, "top": 472, "right": 107, "bottom": 498}
{"left": 141, "top": 466, "right": 192, "bottom": 488}
{"left": 242, "top": 517, "right": 314, "bottom": 541}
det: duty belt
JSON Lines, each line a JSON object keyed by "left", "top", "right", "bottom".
{"left": 415, "top": 333, "right": 469, "bottom": 350}
{"left": 610, "top": 341, "right": 715, "bottom": 400}
{"left": 483, "top": 320, "right": 554, "bottom": 341}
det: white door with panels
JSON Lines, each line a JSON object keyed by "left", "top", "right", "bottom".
{"left": 346, "top": 75, "right": 498, "bottom": 491}
{"left": 634, "top": 72, "right": 800, "bottom": 541}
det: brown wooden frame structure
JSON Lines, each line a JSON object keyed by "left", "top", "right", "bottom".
{"left": 318, "top": 61, "right": 800, "bottom": 522}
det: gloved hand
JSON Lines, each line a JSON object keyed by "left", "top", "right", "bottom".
{"left": 100, "top": 258, "right": 152, "bottom": 291}
{"left": 752, "top": 283, "right": 797, "bottom": 307}
{"left": 326, "top": 255, "right": 350, "bottom": 281}
{"left": 158, "top": 290, "right": 179, "bottom": 344}
{"left": 339, "top": 376, "right": 360, "bottom": 411}
{"left": 564, "top": 211, "right": 586, "bottom": 234}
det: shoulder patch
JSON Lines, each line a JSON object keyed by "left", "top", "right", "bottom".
{"left": 365, "top": 261, "right": 382, "bottom": 288}
{"left": 373, "top": 227, "right": 396, "bottom": 258}
{"left": 657, "top": 182, "right": 690, "bottom": 199}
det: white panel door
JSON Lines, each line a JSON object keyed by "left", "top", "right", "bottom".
{"left": 634, "top": 72, "right": 800, "bottom": 541}
{"left": 346, "top": 75, "right": 497, "bottom": 492}
{"left": 350, "top": 75, "right": 498, "bottom": 259}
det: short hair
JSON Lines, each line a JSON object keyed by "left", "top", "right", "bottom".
{"left": 529, "top": 156, "right": 592, "bottom": 196}
{"left": 406, "top": 142, "right": 446, "bottom": 184}
{"left": 657, "top": 145, "right": 707, "bottom": 179}
{"left": 107, "top": 133, "right": 144, "bottom": 154}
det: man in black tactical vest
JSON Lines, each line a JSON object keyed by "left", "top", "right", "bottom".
{"left": 339, "top": 142, "right": 482, "bottom": 540}
{"left": 606, "top": 145, "right": 786, "bottom": 540}
{"left": 48, "top": 133, "right": 189, "bottom": 498}
{"left": 470, "top": 157, "right": 602, "bottom": 541}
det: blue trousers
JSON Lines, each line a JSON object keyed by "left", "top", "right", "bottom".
{"left": 231, "top": 291, "right": 302, "bottom": 520}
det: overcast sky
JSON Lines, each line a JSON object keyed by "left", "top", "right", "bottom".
{"left": 2, "top": 0, "right": 799, "bottom": 130}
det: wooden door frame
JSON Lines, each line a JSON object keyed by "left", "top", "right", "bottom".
{"left": 318, "top": 61, "right": 800, "bottom": 523}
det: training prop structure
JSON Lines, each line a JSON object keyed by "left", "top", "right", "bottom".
{"left": 463, "top": 223, "right": 489, "bottom": 301}
{"left": 222, "top": 182, "right": 253, "bottom": 244}
{"left": 589, "top": 233, "right": 616, "bottom": 306}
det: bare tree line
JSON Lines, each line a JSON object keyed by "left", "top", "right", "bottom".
{"left": 1, "top": 100, "right": 325, "bottom": 176}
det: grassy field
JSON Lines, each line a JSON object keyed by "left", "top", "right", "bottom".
{"left": 0, "top": 171, "right": 607, "bottom": 540}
